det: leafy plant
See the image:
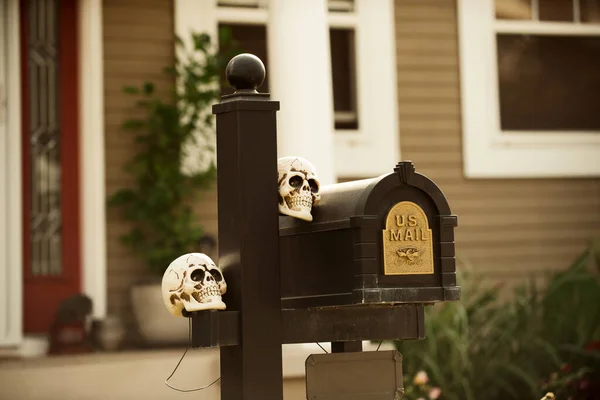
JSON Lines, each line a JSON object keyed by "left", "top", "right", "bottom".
{"left": 537, "top": 239, "right": 600, "bottom": 400}
{"left": 107, "top": 31, "right": 238, "bottom": 276}
{"left": 395, "top": 237, "right": 600, "bottom": 400}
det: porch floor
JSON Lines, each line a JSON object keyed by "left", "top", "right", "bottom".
{"left": 0, "top": 347, "right": 308, "bottom": 400}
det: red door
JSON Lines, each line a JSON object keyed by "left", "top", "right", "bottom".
{"left": 20, "top": 0, "right": 81, "bottom": 334}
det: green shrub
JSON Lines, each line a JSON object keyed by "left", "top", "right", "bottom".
{"left": 107, "top": 31, "right": 238, "bottom": 276}
{"left": 396, "top": 238, "right": 600, "bottom": 400}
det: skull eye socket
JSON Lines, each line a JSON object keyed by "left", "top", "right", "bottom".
{"left": 190, "top": 269, "right": 205, "bottom": 282}
{"left": 308, "top": 179, "right": 319, "bottom": 193}
{"left": 209, "top": 269, "right": 223, "bottom": 282}
{"left": 288, "top": 175, "right": 303, "bottom": 188}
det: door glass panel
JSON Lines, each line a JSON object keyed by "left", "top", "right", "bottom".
{"left": 27, "top": 0, "right": 61, "bottom": 276}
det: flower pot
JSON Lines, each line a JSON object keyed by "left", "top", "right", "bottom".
{"left": 130, "top": 280, "right": 189, "bottom": 345}
{"left": 97, "top": 315, "right": 125, "bottom": 351}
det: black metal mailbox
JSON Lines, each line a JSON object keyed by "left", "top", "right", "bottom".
{"left": 186, "top": 53, "right": 462, "bottom": 399}
{"left": 279, "top": 161, "right": 460, "bottom": 309}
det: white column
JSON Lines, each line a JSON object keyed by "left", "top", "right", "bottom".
{"left": 0, "top": 0, "right": 23, "bottom": 345}
{"left": 79, "top": 0, "right": 107, "bottom": 319}
{"left": 267, "top": 0, "right": 336, "bottom": 185}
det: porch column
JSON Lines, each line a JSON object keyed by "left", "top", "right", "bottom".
{"left": 267, "top": 0, "right": 336, "bottom": 185}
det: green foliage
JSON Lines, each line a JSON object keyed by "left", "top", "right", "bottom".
{"left": 395, "top": 238, "right": 600, "bottom": 400}
{"left": 107, "top": 31, "right": 238, "bottom": 276}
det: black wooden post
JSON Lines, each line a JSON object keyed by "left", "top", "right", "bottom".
{"left": 213, "top": 54, "right": 283, "bottom": 399}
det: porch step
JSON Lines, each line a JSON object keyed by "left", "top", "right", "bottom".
{"left": 0, "top": 335, "right": 49, "bottom": 360}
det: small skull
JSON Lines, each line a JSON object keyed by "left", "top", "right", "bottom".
{"left": 161, "top": 253, "right": 227, "bottom": 317}
{"left": 277, "top": 156, "right": 321, "bottom": 222}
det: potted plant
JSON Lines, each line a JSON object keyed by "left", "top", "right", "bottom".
{"left": 108, "top": 31, "right": 234, "bottom": 345}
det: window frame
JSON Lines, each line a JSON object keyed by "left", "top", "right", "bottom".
{"left": 457, "top": 0, "right": 600, "bottom": 178}
{"left": 175, "top": 0, "right": 400, "bottom": 179}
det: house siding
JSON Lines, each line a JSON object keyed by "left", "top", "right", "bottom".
{"left": 103, "top": 0, "right": 220, "bottom": 341}
{"left": 103, "top": 0, "right": 176, "bottom": 340}
{"left": 394, "top": 0, "right": 600, "bottom": 282}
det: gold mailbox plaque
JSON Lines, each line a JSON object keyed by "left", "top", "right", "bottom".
{"left": 382, "top": 201, "right": 434, "bottom": 275}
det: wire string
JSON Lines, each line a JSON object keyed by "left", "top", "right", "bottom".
{"left": 315, "top": 342, "right": 329, "bottom": 354}
{"left": 165, "top": 317, "right": 221, "bottom": 392}
{"left": 166, "top": 320, "right": 385, "bottom": 391}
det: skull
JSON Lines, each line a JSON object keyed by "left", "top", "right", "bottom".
{"left": 277, "top": 156, "right": 321, "bottom": 221}
{"left": 161, "top": 252, "right": 227, "bottom": 317}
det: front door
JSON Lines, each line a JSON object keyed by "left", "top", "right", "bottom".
{"left": 20, "top": 0, "right": 81, "bottom": 334}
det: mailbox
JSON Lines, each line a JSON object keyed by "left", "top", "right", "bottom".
{"left": 184, "top": 54, "right": 462, "bottom": 398}
{"left": 279, "top": 161, "right": 460, "bottom": 309}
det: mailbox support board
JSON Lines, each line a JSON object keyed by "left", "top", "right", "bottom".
{"left": 190, "top": 306, "right": 425, "bottom": 348}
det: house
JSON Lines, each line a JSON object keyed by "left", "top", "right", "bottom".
{"left": 1, "top": 0, "right": 599, "bottom": 358}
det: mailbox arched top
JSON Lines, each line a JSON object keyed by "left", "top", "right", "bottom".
{"left": 359, "top": 162, "right": 452, "bottom": 217}
{"left": 279, "top": 161, "right": 453, "bottom": 233}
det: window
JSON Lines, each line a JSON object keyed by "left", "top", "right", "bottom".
{"left": 175, "top": 0, "right": 400, "bottom": 178}
{"left": 458, "top": 0, "right": 600, "bottom": 178}
{"left": 330, "top": 28, "right": 359, "bottom": 130}
{"left": 218, "top": 24, "right": 359, "bottom": 130}
{"left": 218, "top": 24, "right": 269, "bottom": 95}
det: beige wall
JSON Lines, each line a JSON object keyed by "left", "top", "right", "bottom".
{"left": 394, "top": 0, "right": 600, "bottom": 284}
{"left": 103, "top": 0, "right": 221, "bottom": 341}
{"left": 103, "top": 0, "right": 176, "bottom": 341}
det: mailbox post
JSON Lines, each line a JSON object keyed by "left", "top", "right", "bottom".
{"left": 190, "top": 53, "right": 460, "bottom": 399}
{"left": 212, "top": 54, "right": 283, "bottom": 399}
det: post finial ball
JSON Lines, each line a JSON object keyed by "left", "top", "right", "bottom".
{"left": 225, "top": 53, "right": 266, "bottom": 92}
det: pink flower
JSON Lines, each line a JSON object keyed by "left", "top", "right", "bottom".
{"left": 413, "top": 371, "right": 429, "bottom": 386}
{"left": 429, "top": 387, "right": 442, "bottom": 399}
{"left": 584, "top": 340, "right": 600, "bottom": 351}
{"left": 560, "top": 363, "right": 572, "bottom": 374}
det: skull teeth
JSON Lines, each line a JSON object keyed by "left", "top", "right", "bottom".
{"left": 196, "top": 285, "right": 221, "bottom": 302}
{"left": 290, "top": 196, "right": 312, "bottom": 210}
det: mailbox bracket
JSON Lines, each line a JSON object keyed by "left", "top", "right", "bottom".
{"left": 189, "top": 305, "right": 425, "bottom": 348}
